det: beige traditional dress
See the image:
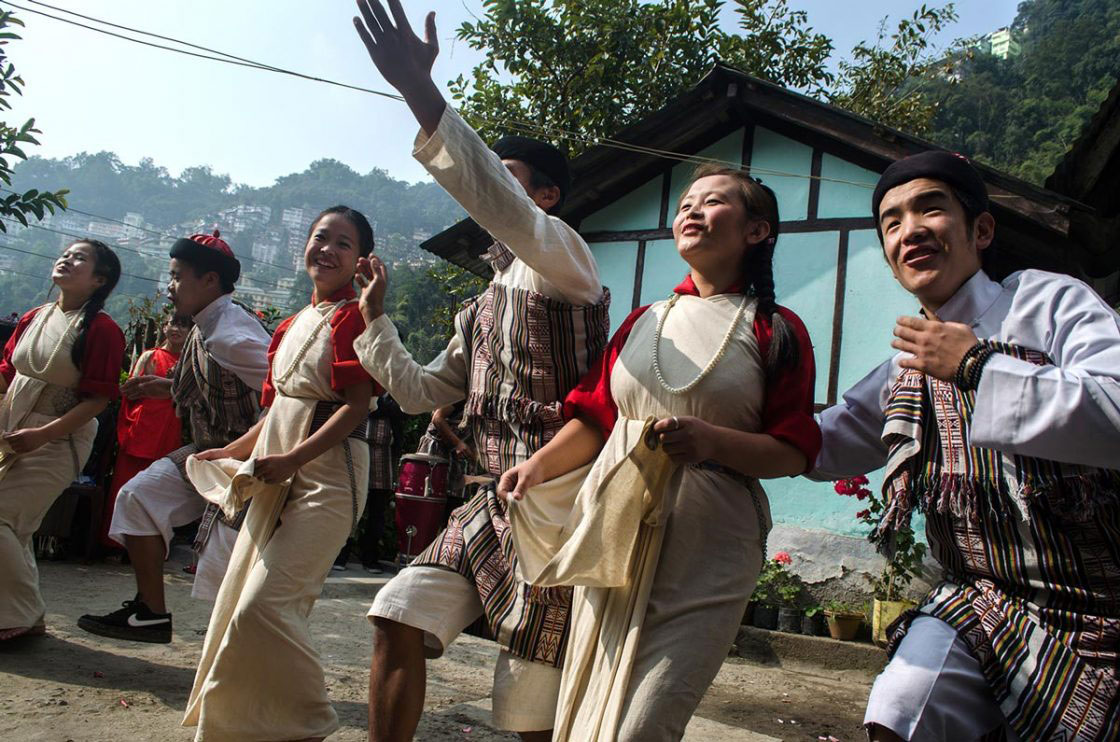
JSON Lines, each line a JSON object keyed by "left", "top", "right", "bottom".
{"left": 182, "top": 297, "right": 371, "bottom": 741}
{"left": 0, "top": 303, "right": 122, "bottom": 628}
{"left": 512, "top": 291, "right": 776, "bottom": 741}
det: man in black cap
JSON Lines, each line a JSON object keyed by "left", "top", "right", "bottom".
{"left": 810, "top": 151, "right": 1120, "bottom": 740}
{"left": 351, "top": 2, "right": 609, "bottom": 740}
{"left": 79, "top": 231, "right": 272, "bottom": 644}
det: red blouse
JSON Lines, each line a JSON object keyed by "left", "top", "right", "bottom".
{"left": 562, "top": 274, "right": 822, "bottom": 471}
{"left": 1, "top": 306, "right": 125, "bottom": 400}
{"left": 259, "top": 286, "right": 380, "bottom": 407}
{"left": 117, "top": 346, "right": 182, "bottom": 459}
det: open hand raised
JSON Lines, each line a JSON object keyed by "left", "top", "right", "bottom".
{"left": 354, "top": 0, "right": 438, "bottom": 93}
{"left": 357, "top": 255, "right": 389, "bottom": 325}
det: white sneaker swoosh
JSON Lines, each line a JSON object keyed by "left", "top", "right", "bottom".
{"left": 127, "top": 614, "right": 169, "bottom": 628}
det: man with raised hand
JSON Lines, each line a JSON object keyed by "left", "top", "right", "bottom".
{"left": 351, "top": 1, "right": 609, "bottom": 740}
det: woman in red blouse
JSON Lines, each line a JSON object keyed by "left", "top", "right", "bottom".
{"left": 99, "top": 313, "right": 192, "bottom": 550}
{"left": 0, "top": 239, "right": 126, "bottom": 642}
{"left": 182, "top": 206, "right": 382, "bottom": 741}
{"left": 498, "top": 165, "right": 822, "bottom": 740}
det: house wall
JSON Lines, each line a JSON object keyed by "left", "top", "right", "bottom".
{"left": 578, "top": 123, "right": 928, "bottom": 594}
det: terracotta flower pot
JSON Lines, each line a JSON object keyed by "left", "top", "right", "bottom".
{"left": 872, "top": 598, "right": 916, "bottom": 647}
{"left": 752, "top": 603, "right": 778, "bottom": 630}
{"left": 824, "top": 610, "right": 862, "bottom": 641}
{"left": 777, "top": 606, "right": 802, "bottom": 633}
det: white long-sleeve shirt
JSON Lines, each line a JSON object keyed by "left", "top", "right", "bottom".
{"left": 193, "top": 293, "right": 271, "bottom": 393}
{"left": 812, "top": 269, "right": 1120, "bottom": 480}
{"left": 356, "top": 107, "right": 603, "bottom": 415}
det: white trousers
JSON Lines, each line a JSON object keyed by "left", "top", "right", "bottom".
{"left": 108, "top": 456, "right": 235, "bottom": 602}
{"left": 369, "top": 565, "right": 562, "bottom": 731}
{"left": 864, "top": 616, "right": 1019, "bottom": 741}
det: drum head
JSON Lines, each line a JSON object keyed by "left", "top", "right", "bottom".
{"left": 400, "top": 453, "right": 450, "bottom": 466}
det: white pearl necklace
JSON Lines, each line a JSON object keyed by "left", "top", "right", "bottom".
{"left": 652, "top": 292, "right": 747, "bottom": 395}
{"left": 25, "top": 302, "right": 87, "bottom": 377}
{"left": 272, "top": 301, "right": 345, "bottom": 386}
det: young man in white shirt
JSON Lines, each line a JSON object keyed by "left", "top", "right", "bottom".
{"left": 78, "top": 232, "right": 271, "bottom": 644}
{"left": 812, "top": 151, "right": 1120, "bottom": 741}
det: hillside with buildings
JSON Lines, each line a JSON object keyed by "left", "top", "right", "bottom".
{"left": 0, "top": 155, "right": 464, "bottom": 321}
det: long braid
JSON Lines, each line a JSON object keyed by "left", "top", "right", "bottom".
{"left": 69, "top": 240, "right": 122, "bottom": 369}
{"left": 744, "top": 240, "right": 798, "bottom": 374}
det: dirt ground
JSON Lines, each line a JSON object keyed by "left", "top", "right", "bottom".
{"left": 0, "top": 555, "right": 873, "bottom": 741}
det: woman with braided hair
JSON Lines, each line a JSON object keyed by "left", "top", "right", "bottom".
{"left": 498, "top": 164, "right": 821, "bottom": 740}
{"left": 0, "top": 239, "right": 125, "bottom": 642}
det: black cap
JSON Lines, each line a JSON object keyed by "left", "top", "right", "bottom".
{"left": 492, "top": 135, "right": 571, "bottom": 202}
{"left": 872, "top": 151, "right": 989, "bottom": 228}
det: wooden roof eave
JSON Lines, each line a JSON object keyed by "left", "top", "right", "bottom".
{"left": 421, "top": 63, "right": 1095, "bottom": 275}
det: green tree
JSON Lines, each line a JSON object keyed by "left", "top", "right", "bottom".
{"left": 450, "top": 0, "right": 833, "bottom": 154}
{"left": 828, "top": 3, "right": 961, "bottom": 136}
{"left": 924, "top": 0, "right": 1120, "bottom": 184}
{"left": 0, "top": 9, "right": 67, "bottom": 232}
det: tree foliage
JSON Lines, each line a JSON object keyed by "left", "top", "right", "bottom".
{"left": 829, "top": 4, "right": 961, "bottom": 135}
{"left": 451, "top": 0, "right": 832, "bottom": 154}
{"left": 924, "top": 0, "right": 1120, "bottom": 184}
{"left": 0, "top": 10, "right": 67, "bottom": 232}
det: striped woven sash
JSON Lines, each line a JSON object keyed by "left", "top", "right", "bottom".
{"left": 878, "top": 341, "right": 1120, "bottom": 539}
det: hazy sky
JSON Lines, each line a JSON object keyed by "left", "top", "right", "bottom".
{"left": 10, "top": 0, "right": 1020, "bottom": 188}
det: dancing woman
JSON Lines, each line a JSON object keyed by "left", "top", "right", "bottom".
{"left": 0, "top": 240, "right": 124, "bottom": 642}
{"left": 499, "top": 166, "right": 822, "bottom": 740}
{"left": 182, "top": 206, "right": 379, "bottom": 741}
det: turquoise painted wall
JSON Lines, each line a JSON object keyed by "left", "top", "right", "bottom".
{"left": 579, "top": 124, "right": 917, "bottom": 540}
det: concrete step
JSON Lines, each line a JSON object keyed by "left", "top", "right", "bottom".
{"left": 437, "top": 699, "right": 781, "bottom": 741}
{"left": 734, "top": 624, "right": 887, "bottom": 676}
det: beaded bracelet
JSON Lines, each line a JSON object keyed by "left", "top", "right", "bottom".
{"left": 953, "top": 342, "right": 987, "bottom": 388}
{"left": 955, "top": 341, "right": 997, "bottom": 391}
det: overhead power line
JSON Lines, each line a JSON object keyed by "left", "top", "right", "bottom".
{"left": 4, "top": 0, "right": 878, "bottom": 190}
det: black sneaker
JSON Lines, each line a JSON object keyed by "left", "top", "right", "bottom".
{"left": 78, "top": 596, "right": 172, "bottom": 644}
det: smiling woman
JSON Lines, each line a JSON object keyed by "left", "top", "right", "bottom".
{"left": 179, "top": 204, "right": 381, "bottom": 741}
{"left": 0, "top": 239, "right": 125, "bottom": 642}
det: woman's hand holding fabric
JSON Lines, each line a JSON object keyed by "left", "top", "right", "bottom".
{"left": 253, "top": 453, "right": 300, "bottom": 484}
{"left": 652, "top": 416, "right": 717, "bottom": 465}
{"left": 498, "top": 458, "right": 547, "bottom": 502}
{"left": 1, "top": 427, "right": 49, "bottom": 454}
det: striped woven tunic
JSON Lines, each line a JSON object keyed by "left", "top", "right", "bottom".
{"left": 815, "top": 269, "right": 1120, "bottom": 740}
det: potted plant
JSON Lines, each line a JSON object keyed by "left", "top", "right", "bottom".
{"left": 749, "top": 554, "right": 796, "bottom": 630}
{"left": 771, "top": 552, "right": 805, "bottom": 633}
{"left": 823, "top": 600, "right": 863, "bottom": 640}
{"left": 801, "top": 604, "right": 826, "bottom": 636}
{"left": 835, "top": 476, "right": 927, "bottom": 646}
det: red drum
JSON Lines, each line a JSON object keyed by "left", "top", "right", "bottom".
{"left": 395, "top": 454, "right": 450, "bottom": 562}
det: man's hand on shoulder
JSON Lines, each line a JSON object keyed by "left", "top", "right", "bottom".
{"left": 891, "top": 315, "right": 978, "bottom": 382}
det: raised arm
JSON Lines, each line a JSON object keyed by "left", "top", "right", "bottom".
{"left": 355, "top": 256, "right": 467, "bottom": 414}
{"left": 352, "top": 0, "right": 600, "bottom": 304}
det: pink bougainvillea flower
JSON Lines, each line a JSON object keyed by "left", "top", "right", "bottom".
{"left": 856, "top": 489, "right": 869, "bottom": 500}
{"left": 856, "top": 509, "right": 871, "bottom": 520}
{"left": 834, "top": 481, "right": 853, "bottom": 495}
{"left": 774, "top": 551, "right": 792, "bottom": 565}
{"left": 853, "top": 475, "right": 869, "bottom": 485}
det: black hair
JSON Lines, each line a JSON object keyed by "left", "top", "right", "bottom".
{"left": 67, "top": 239, "right": 122, "bottom": 368}
{"left": 309, "top": 205, "right": 375, "bottom": 258}
{"left": 166, "top": 312, "right": 194, "bottom": 328}
{"left": 525, "top": 164, "right": 565, "bottom": 213}
{"left": 687, "top": 165, "right": 800, "bottom": 375}
{"left": 175, "top": 256, "right": 236, "bottom": 294}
